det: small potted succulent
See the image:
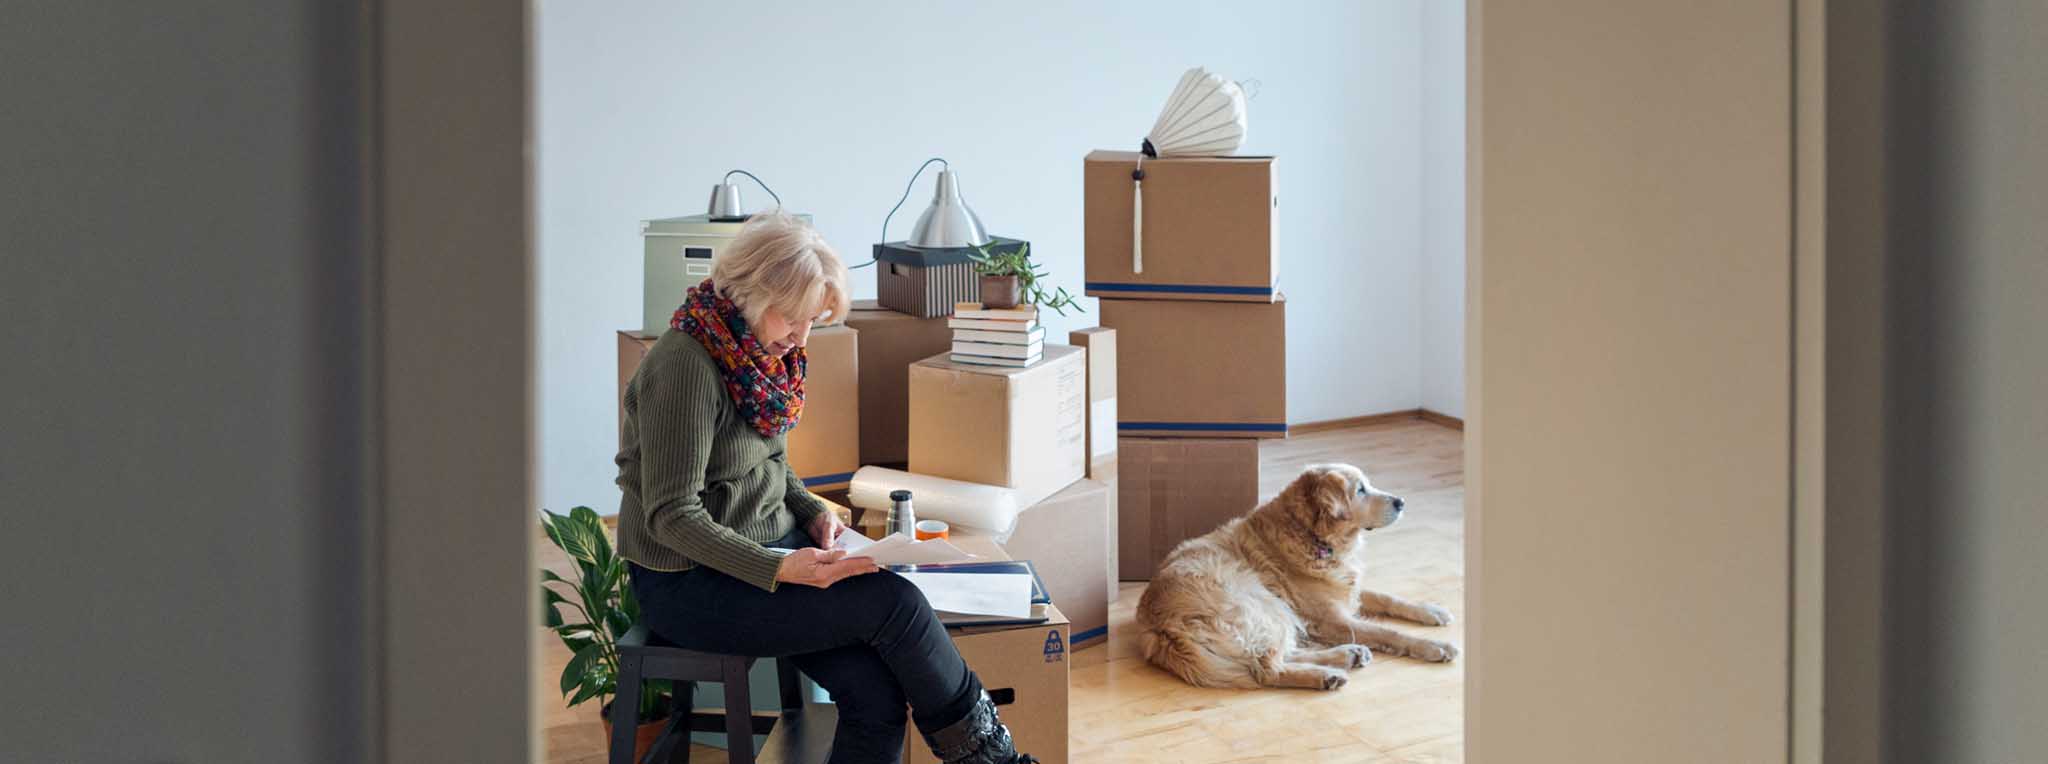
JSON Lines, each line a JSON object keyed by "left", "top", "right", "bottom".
{"left": 540, "top": 506, "right": 676, "bottom": 761}
{"left": 969, "top": 242, "right": 1083, "bottom": 315}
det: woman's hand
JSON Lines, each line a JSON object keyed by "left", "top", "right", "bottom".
{"left": 775, "top": 548, "right": 879, "bottom": 589}
{"left": 807, "top": 509, "right": 848, "bottom": 549}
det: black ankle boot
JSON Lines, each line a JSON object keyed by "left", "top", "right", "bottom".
{"left": 921, "top": 691, "right": 1037, "bottom": 764}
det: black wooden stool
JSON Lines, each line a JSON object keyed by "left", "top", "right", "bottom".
{"left": 611, "top": 624, "right": 805, "bottom": 764}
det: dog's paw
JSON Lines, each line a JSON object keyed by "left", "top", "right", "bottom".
{"left": 1319, "top": 669, "right": 1349, "bottom": 690}
{"left": 1413, "top": 602, "right": 1455, "bottom": 626}
{"left": 1340, "top": 644, "right": 1372, "bottom": 668}
{"left": 1410, "top": 640, "right": 1460, "bottom": 663}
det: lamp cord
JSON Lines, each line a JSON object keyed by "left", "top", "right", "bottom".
{"left": 850, "top": 157, "right": 949, "bottom": 270}
{"left": 723, "top": 169, "right": 783, "bottom": 209}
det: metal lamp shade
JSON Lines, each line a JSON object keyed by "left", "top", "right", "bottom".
{"left": 908, "top": 169, "right": 991, "bottom": 248}
{"left": 706, "top": 183, "right": 744, "bottom": 218}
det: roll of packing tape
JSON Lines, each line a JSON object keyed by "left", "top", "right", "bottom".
{"left": 915, "top": 520, "right": 950, "bottom": 541}
{"left": 848, "top": 466, "right": 1021, "bottom": 537}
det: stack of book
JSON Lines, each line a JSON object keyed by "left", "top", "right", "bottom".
{"left": 947, "top": 302, "right": 1044, "bottom": 367}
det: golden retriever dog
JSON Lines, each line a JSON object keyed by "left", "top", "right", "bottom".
{"left": 1136, "top": 464, "right": 1458, "bottom": 690}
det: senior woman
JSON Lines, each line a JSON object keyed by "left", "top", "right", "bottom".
{"left": 616, "top": 210, "right": 1036, "bottom": 764}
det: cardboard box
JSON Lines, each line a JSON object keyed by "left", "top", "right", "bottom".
{"left": 909, "top": 345, "right": 1087, "bottom": 508}
{"left": 845, "top": 300, "right": 954, "bottom": 466}
{"left": 1089, "top": 454, "right": 1119, "bottom": 603}
{"left": 958, "top": 479, "right": 1113, "bottom": 650}
{"left": 900, "top": 603, "right": 1071, "bottom": 764}
{"left": 1099, "top": 298, "right": 1288, "bottom": 439}
{"left": 902, "top": 536, "right": 1070, "bottom": 764}
{"left": 617, "top": 330, "right": 658, "bottom": 436}
{"left": 787, "top": 324, "right": 859, "bottom": 491}
{"left": 1068, "top": 329, "right": 1122, "bottom": 603}
{"left": 1084, "top": 150, "right": 1278, "bottom": 302}
{"left": 1118, "top": 437, "right": 1261, "bottom": 580}
{"left": 614, "top": 325, "right": 860, "bottom": 491}
{"left": 1068, "top": 327, "right": 1119, "bottom": 473}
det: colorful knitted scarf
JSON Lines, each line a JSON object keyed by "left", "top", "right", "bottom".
{"left": 671, "top": 279, "right": 806, "bottom": 437}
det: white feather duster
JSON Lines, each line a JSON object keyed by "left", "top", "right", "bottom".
{"left": 1133, "top": 68, "right": 1248, "bottom": 272}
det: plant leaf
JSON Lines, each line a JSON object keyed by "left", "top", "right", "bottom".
{"left": 561, "top": 642, "right": 604, "bottom": 695}
{"left": 540, "top": 511, "right": 571, "bottom": 555}
{"left": 560, "top": 633, "right": 596, "bottom": 655}
{"left": 542, "top": 588, "right": 567, "bottom": 628}
{"left": 605, "top": 607, "right": 633, "bottom": 641}
{"left": 568, "top": 677, "right": 607, "bottom": 709}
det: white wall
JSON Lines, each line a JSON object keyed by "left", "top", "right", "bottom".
{"left": 537, "top": 0, "right": 1465, "bottom": 511}
{"left": 1419, "top": 1, "right": 1466, "bottom": 419}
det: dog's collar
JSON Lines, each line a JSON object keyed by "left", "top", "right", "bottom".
{"left": 1312, "top": 541, "right": 1334, "bottom": 560}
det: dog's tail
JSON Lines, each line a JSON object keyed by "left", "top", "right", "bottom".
{"left": 1139, "top": 619, "right": 1260, "bottom": 689}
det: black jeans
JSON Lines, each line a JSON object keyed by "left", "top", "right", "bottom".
{"left": 628, "top": 528, "right": 982, "bottom": 764}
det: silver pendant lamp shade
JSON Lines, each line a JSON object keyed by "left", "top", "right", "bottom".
{"left": 705, "top": 169, "right": 781, "bottom": 219}
{"left": 706, "top": 182, "right": 745, "bottom": 218}
{"left": 907, "top": 169, "right": 991, "bottom": 248}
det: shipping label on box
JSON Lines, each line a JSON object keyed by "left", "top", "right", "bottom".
{"left": 1084, "top": 150, "right": 1279, "bottom": 302}
{"left": 909, "top": 345, "right": 1087, "bottom": 508}
{"left": 1100, "top": 298, "right": 1288, "bottom": 439}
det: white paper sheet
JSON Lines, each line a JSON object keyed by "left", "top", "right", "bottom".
{"left": 832, "top": 532, "right": 979, "bottom": 566}
{"left": 833, "top": 531, "right": 874, "bottom": 554}
{"left": 896, "top": 572, "right": 1035, "bottom": 618}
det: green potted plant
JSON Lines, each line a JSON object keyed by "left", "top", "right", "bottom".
{"left": 540, "top": 506, "right": 676, "bottom": 760}
{"left": 969, "top": 242, "right": 1083, "bottom": 315}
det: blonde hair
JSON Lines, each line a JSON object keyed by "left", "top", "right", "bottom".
{"left": 712, "top": 209, "right": 852, "bottom": 328}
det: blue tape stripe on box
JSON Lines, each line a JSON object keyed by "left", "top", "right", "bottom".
{"left": 1119, "top": 421, "right": 1289, "bottom": 433}
{"left": 1085, "top": 281, "right": 1275, "bottom": 297}
{"left": 1071, "top": 625, "right": 1109, "bottom": 644}
{"left": 801, "top": 471, "right": 857, "bottom": 487}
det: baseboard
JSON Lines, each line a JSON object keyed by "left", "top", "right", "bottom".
{"left": 1418, "top": 409, "right": 1465, "bottom": 431}
{"left": 1288, "top": 409, "right": 1424, "bottom": 435}
{"left": 1288, "top": 408, "right": 1464, "bottom": 435}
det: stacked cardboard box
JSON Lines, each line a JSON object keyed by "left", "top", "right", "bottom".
{"left": 1069, "top": 327, "right": 1120, "bottom": 603}
{"left": 946, "top": 302, "right": 1044, "bottom": 367}
{"left": 1083, "top": 149, "right": 1283, "bottom": 579}
{"left": 890, "top": 336, "right": 1122, "bottom": 645}
{"left": 1116, "top": 437, "right": 1261, "bottom": 580}
{"left": 907, "top": 345, "right": 1085, "bottom": 509}
{"left": 843, "top": 300, "right": 952, "bottom": 467}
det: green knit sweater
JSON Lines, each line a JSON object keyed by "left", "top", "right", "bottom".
{"left": 615, "top": 330, "right": 828, "bottom": 591}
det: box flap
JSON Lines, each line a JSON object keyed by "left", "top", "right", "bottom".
{"left": 1086, "top": 149, "right": 1276, "bottom": 163}
{"left": 915, "top": 344, "right": 1081, "bottom": 378}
